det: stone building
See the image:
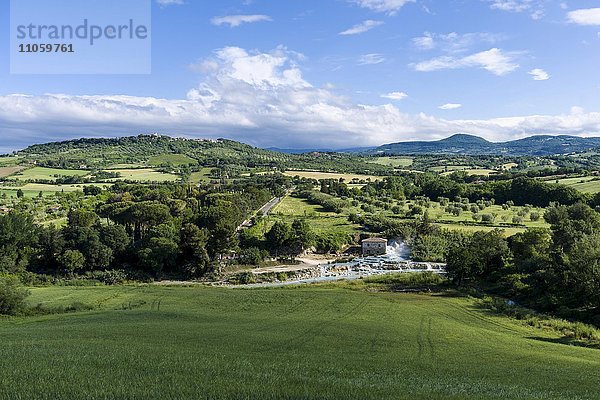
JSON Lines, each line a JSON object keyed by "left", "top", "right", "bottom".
{"left": 362, "top": 237, "right": 387, "bottom": 256}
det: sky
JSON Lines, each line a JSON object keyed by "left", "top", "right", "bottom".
{"left": 1, "top": 0, "right": 600, "bottom": 152}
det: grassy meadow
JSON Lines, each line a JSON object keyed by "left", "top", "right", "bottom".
{"left": 553, "top": 176, "right": 600, "bottom": 194}
{"left": 283, "top": 170, "right": 385, "bottom": 182}
{"left": 148, "top": 154, "right": 198, "bottom": 167}
{"left": 0, "top": 284, "right": 597, "bottom": 399}
{"left": 106, "top": 168, "right": 180, "bottom": 182}
{"left": 367, "top": 157, "right": 414, "bottom": 168}
{"left": 11, "top": 167, "right": 90, "bottom": 181}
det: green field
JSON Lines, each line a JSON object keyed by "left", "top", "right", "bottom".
{"left": 188, "top": 168, "right": 217, "bottom": 183}
{"left": 0, "top": 183, "right": 109, "bottom": 198}
{"left": 148, "top": 154, "right": 198, "bottom": 167}
{"left": 107, "top": 168, "right": 180, "bottom": 182}
{"left": 368, "top": 157, "right": 413, "bottom": 168}
{"left": 283, "top": 170, "right": 385, "bottom": 182}
{"left": 553, "top": 176, "right": 600, "bottom": 194}
{"left": 0, "top": 285, "right": 597, "bottom": 399}
{"left": 0, "top": 156, "right": 20, "bottom": 167}
{"left": 11, "top": 167, "right": 90, "bottom": 181}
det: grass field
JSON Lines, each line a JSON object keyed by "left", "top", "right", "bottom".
{"left": 0, "top": 183, "right": 109, "bottom": 197}
{"left": 284, "top": 170, "right": 385, "bottom": 182}
{"left": 367, "top": 157, "right": 413, "bottom": 168}
{"left": 107, "top": 168, "right": 180, "bottom": 182}
{"left": 0, "top": 156, "right": 20, "bottom": 166}
{"left": 436, "top": 167, "right": 498, "bottom": 177}
{"left": 553, "top": 176, "right": 600, "bottom": 194}
{"left": 0, "top": 285, "right": 597, "bottom": 399}
{"left": 12, "top": 167, "right": 90, "bottom": 181}
{"left": 148, "top": 154, "right": 197, "bottom": 167}
{"left": 188, "top": 168, "right": 217, "bottom": 183}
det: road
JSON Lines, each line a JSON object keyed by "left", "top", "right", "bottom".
{"left": 236, "top": 193, "right": 286, "bottom": 231}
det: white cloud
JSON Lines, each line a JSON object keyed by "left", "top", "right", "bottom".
{"left": 439, "top": 103, "right": 462, "bottom": 110}
{"left": 156, "top": 0, "right": 183, "bottom": 5}
{"left": 381, "top": 92, "right": 408, "bottom": 100}
{"left": 340, "top": 20, "right": 384, "bottom": 35}
{"left": 211, "top": 15, "right": 272, "bottom": 27}
{"left": 2, "top": 46, "right": 600, "bottom": 150}
{"left": 529, "top": 68, "right": 550, "bottom": 81}
{"left": 413, "top": 48, "right": 520, "bottom": 76}
{"left": 567, "top": 8, "right": 600, "bottom": 26}
{"left": 487, "top": 0, "right": 545, "bottom": 20}
{"left": 348, "top": 0, "right": 415, "bottom": 15}
{"left": 412, "top": 32, "right": 504, "bottom": 53}
{"left": 358, "top": 53, "right": 386, "bottom": 65}
{"left": 489, "top": 0, "right": 532, "bottom": 12}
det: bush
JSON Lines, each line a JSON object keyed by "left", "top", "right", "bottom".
{"left": 0, "top": 276, "right": 30, "bottom": 316}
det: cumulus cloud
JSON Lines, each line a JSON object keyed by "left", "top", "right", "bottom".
{"left": 413, "top": 48, "right": 519, "bottom": 76}
{"left": 348, "top": 0, "right": 415, "bottom": 15}
{"left": 381, "top": 92, "right": 408, "bottom": 100}
{"left": 211, "top": 15, "right": 272, "bottom": 27}
{"left": 339, "top": 20, "right": 384, "bottom": 35}
{"left": 529, "top": 68, "right": 550, "bottom": 81}
{"left": 1, "top": 46, "right": 600, "bottom": 151}
{"left": 567, "top": 8, "right": 600, "bottom": 26}
{"left": 439, "top": 103, "right": 462, "bottom": 110}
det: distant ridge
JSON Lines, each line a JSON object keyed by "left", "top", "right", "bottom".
{"left": 369, "top": 134, "right": 600, "bottom": 156}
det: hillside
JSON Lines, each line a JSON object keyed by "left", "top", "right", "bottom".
{"left": 13, "top": 134, "right": 390, "bottom": 175}
{"left": 1, "top": 284, "right": 597, "bottom": 400}
{"left": 370, "top": 134, "right": 600, "bottom": 156}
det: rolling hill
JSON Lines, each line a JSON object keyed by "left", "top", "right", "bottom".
{"left": 370, "top": 134, "right": 600, "bottom": 156}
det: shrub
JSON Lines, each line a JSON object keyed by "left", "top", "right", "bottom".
{"left": 0, "top": 276, "right": 30, "bottom": 316}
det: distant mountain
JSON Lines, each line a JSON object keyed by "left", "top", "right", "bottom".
{"left": 369, "top": 134, "right": 600, "bottom": 156}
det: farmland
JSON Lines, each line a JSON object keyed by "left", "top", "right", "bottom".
{"left": 0, "top": 284, "right": 597, "bottom": 400}
{"left": 283, "top": 170, "right": 385, "bottom": 182}
{"left": 105, "top": 168, "right": 180, "bottom": 182}
{"left": 11, "top": 167, "right": 89, "bottom": 182}
{"left": 0, "top": 166, "right": 24, "bottom": 178}
{"left": 367, "top": 156, "right": 413, "bottom": 168}
{"left": 552, "top": 176, "right": 600, "bottom": 194}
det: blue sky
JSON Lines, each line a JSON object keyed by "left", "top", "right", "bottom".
{"left": 1, "top": 0, "right": 600, "bottom": 151}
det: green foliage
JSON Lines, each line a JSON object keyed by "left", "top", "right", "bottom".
{"left": 0, "top": 276, "right": 30, "bottom": 315}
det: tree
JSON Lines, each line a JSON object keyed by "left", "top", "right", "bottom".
{"left": 290, "top": 219, "right": 314, "bottom": 254}
{"left": 565, "top": 233, "right": 600, "bottom": 308}
{"left": 138, "top": 237, "right": 178, "bottom": 277}
{"left": 266, "top": 221, "right": 291, "bottom": 255}
{"left": 16, "top": 189, "right": 24, "bottom": 199}
{"left": 446, "top": 230, "right": 510, "bottom": 285}
{"left": 59, "top": 249, "right": 85, "bottom": 275}
{"left": 0, "top": 213, "right": 38, "bottom": 274}
{"left": 0, "top": 276, "right": 29, "bottom": 316}
{"left": 179, "top": 223, "right": 210, "bottom": 278}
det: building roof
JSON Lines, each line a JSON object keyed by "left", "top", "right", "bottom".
{"left": 362, "top": 237, "right": 387, "bottom": 243}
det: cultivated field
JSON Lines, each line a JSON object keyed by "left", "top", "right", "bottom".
{"left": 367, "top": 157, "right": 413, "bottom": 168}
{"left": 148, "top": 154, "right": 197, "bottom": 167}
{"left": 553, "top": 176, "right": 600, "bottom": 194}
{"left": 0, "top": 285, "right": 597, "bottom": 399}
{"left": 0, "top": 166, "right": 24, "bottom": 178}
{"left": 106, "top": 168, "right": 180, "bottom": 182}
{"left": 0, "top": 183, "right": 109, "bottom": 197}
{"left": 11, "top": 167, "right": 89, "bottom": 181}
{"left": 283, "top": 170, "right": 385, "bottom": 182}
